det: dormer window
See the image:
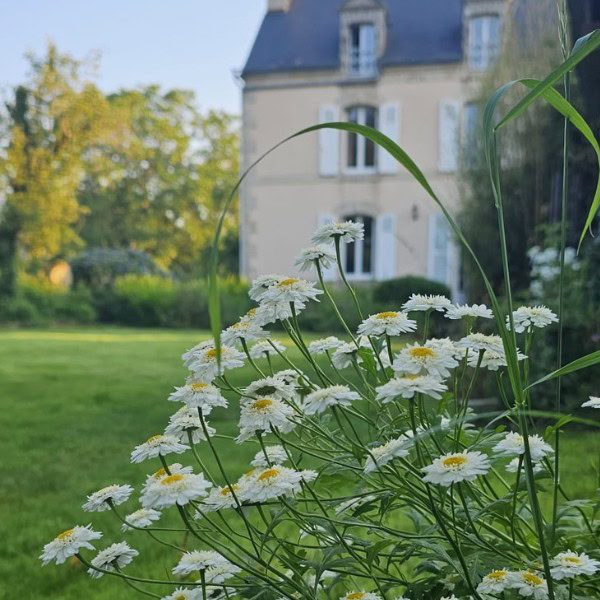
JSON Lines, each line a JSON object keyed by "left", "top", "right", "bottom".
{"left": 468, "top": 14, "right": 501, "bottom": 70}
{"left": 349, "top": 22, "right": 377, "bottom": 77}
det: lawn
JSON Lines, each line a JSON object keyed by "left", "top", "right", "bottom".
{"left": 0, "top": 327, "right": 598, "bottom": 600}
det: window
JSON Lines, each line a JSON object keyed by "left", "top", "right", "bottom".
{"left": 348, "top": 23, "right": 377, "bottom": 77}
{"left": 343, "top": 214, "right": 374, "bottom": 278}
{"left": 468, "top": 15, "right": 501, "bottom": 70}
{"left": 591, "top": 1, "right": 600, "bottom": 22}
{"left": 462, "top": 102, "right": 480, "bottom": 167}
{"left": 347, "top": 106, "right": 377, "bottom": 171}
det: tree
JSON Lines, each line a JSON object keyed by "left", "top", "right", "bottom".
{"left": 78, "top": 91, "right": 239, "bottom": 276}
{"left": 0, "top": 44, "right": 111, "bottom": 295}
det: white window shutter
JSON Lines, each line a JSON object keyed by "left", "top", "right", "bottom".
{"left": 378, "top": 102, "right": 401, "bottom": 174}
{"left": 375, "top": 213, "right": 396, "bottom": 280}
{"left": 427, "top": 213, "right": 450, "bottom": 284}
{"left": 438, "top": 100, "right": 461, "bottom": 173}
{"left": 318, "top": 105, "right": 340, "bottom": 177}
{"left": 317, "top": 213, "right": 338, "bottom": 281}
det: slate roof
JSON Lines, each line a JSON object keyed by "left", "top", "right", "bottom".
{"left": 242, "top": 0, "right": 464, "bottom": 77}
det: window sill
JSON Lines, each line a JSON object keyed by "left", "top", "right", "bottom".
{"left": 345, "top": 273, "right": 374, "bottom": 282}
{"left": 342, "top": 167, "right": 378, "bottom": 177}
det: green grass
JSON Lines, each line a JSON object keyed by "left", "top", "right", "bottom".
{"left": 1, "top": 326, "right": 598, "bottom": 599}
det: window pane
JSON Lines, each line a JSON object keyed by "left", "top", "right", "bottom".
{"left": 345, "top": 241, "right": 356, "bottom": 273}
{"left": 362, "top": 216, "right": 373, "bottom": 273}
{"left": 364, "top": 108, "right": 377, "bottom": 167}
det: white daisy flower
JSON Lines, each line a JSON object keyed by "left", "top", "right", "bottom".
{"left": 185, "top": 343, "right": 246, "bottom": 382}
{"left": 130, "top": 434, "right": 188, "bottom": 464}
{"left": 144, "top": 463, "right": 194, "bottom": 485}
{"left": 477, "top": 568, "right": 512, "bottom": 594}
{"left": 121, "top": 508, "right": 161, "bottom": 532}
{"left": 273, "top": 368, "right": 307, "bottom": 388}
{"left": 445, "top": 303, "right": 493, "bottom": 320}
{"left": 168, "top": 381, "right": 227, "bottom": 413}
{"left": 249, "top": 339, "right": 286, "bottom": 360}
{"left": 295, "top": 244, "right": 336, "bottom": 272}
{"left": 402, "top": 293, "right": 452, "bottom": 313}
{"left": 161, "top": 588, "right": 202, "bottom": 600}
{"left": 205, "top": 562, "right": 242, "bottom": 584}
{"left": 141, "top": 471, "right": 211, "bottom": 509}
{"left": 164, "top": 406, "right": 215, "bottom": 444}
{"left": 456, "top": 332, "right": 505, "bottom": 355}
{"left": 262, "top": 276, "right": 323, "bottom": 305}
{"left": 83, "top": 484, "right": 133, "bottom": 513}
{"left": 376, "top": 375, "right": 447, "bottom": 402}
{"left": 508, "top": 570, "right": 549, "bottom": 599}
{"left": 364, "top": 437, "right": 409, "bottom": 473}
{"left": 244, "top": 466, "right": 317, "bottom": 502}
{"left": 506, "top": 457, "right": 543, "bottom": 474}
{"left": 582, "top": 396, "right": 600, "bottom": 409}
{"left": 221, "top": 318, "right": 267, "bottom": 347}
{"left": 357, "top": 311, "right": 417, "bottom": 337}
{"left": 440, "top": 596, "right": 460, "bottom": 600}
{"left": 339, "top": 592, "right": 381, "bottom": 600}
{"left": 492, "top": 432, "right": 554, "bottom": 461}
{"left": 468, "top": 348, "right": 527, "bottom": 371}
{"left": 303, "top": 385, "right": 361, "bottom": 415}
{"left": 40, "top": 525, "right": 102, "bottom": 566}
{"left": 251, "top": 445, "right": 289, "bottom": 467}
{"left": 254, "top": 300, "right": 301, "bottom": 325}
{"left": 332, "top": 339, "right": 370, "bottom": 369}
{"left": 508, "top": 305, "right": 558, "bottom": 333}
{"left": 243, "top": 376, "right": 297, "bottom": 401}
{"left": 88, "top": 542, "right": 138, "bottom": 578}
{"left": 550, "top": 550, "right": 600, "bottom": 580}
{"left": 392, "top": 341, "right": 459, "bottom": 378}
{"left": 172, "top": 550, "right": 232, "bottom": 575}
{"left": 308, "top": 336, "right": 344, "bottom": 354}
{"left": 203, "top": 482, "right": 248, "bottom": 511}
{"left": 422, "top": 450, "right": 491, "bottom": 486}
{"left": 312, "top": 220, "right": 364, "bottom": 245}
{"left": 237, "top": 396, "right": 296, "bottom": 443}
{"left": 249, "top": 274, "right": 286, "bottom": 302}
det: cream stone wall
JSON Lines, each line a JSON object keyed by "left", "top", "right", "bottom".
{"left": 240, "top": 61, "right": 478, "bottom": 299}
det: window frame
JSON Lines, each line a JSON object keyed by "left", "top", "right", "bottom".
{"left": 345, "top": 106, "right": 378, "bottom": 174}
{"left": 468, "top": 14, "right": 502, "bottom": 71}
{"left": 342, "top": 214, "right": 375, "bottom": 280}
{"left": 348, "top": 22, "right": 378, "bottom": 78}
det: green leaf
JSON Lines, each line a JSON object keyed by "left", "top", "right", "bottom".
{"left": 526, "top": 349, "right": 600, "bottom": 389}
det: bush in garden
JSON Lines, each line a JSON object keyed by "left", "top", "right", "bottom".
{"left": 373, "top": 276, "right": 451, "bottom": 307}
{"left": 41, "top": 33, "right": 600, "bottom": 600}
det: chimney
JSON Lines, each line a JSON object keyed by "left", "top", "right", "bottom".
{"left": 268, "top": 0, "right": 292, "bottom": 11}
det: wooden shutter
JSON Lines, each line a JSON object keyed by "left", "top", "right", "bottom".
{"left": 427, "top": 213, "right": 450, "bottom": 284}
{"left": 318, "top": 105, "right": 340, "bottom": 176}
{"left": 378, "top": 102, "right": 401, "bottom": 174}
{"left": 375, "top": 213, "right": 396, "bottom": 280}
{"left": 438, "top": 100, "right": 461, "bottom": 173}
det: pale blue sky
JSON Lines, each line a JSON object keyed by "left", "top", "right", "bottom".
{"left": 0, "top": 0, "right": 267, "bottom": 113}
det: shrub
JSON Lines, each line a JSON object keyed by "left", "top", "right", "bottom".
{"left": 71, "top": 248, "right": 166, "bottom": 289}
{"left": 373, "top": 275, "right": 451, "bottom": 305}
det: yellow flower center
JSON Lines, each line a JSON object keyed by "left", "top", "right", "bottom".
{"left": 153, "top": 467, "right": 168, "bottom": 479}
{"left": 160, "top": 474, "right": 185, "bottom": 486}
{"left": 347, "top": 594, "right": 366, "bottom": 600}
{"left": 175, "top": 595, "right": 187, "bottom": 600}
{"left": 278, "top": 278, "right": 299, "bottom": 287}
{"left": 487, "top": 569, "right": 508, "bottom": 581}
{"left": 146, "top": 434, "right": 163, "bottom": 444}
{"left": 220, "top": 484, "right": 239, "bottom": 496}
{"left": 442, "top": 455, "right": 467, "bottom": 469}
{"left": 258, "top": 467, "right": 281, "bottom": 482}
{"left": 563, "top": 556, "right": 583, "bottom": 565}
{"left": 251, "top": 398, "right": 274, "bottom": 411}
{"left": 191, "top": 383, "right": 209, "bottom": 391}
{"left": 205, "top": 348, "right": 219, "bottom": 359}
{"left": 522, "top": 572, "right": 543, "bottom": 586}
{"left": 57, "top": 528, "right": 74, "bottom": 541}
{"left": 246, "top": 308, "right": 257, "bottom": 317}
{"left": 376, "top": 311, "right": 398, "bottom": 320}
{"left": 402, "top": 374, "right": 420, "bottom": 381}
{"left": 409, "top": 346, "right": 435, "bottom": 359}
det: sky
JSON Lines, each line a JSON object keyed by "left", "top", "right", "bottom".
{"left": 0, "top": 0, "right": 267, "bottom": 114}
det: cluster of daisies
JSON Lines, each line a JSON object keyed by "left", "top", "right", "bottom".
{"left": 40, "top": 220, "right": 599, "bottom": 600}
